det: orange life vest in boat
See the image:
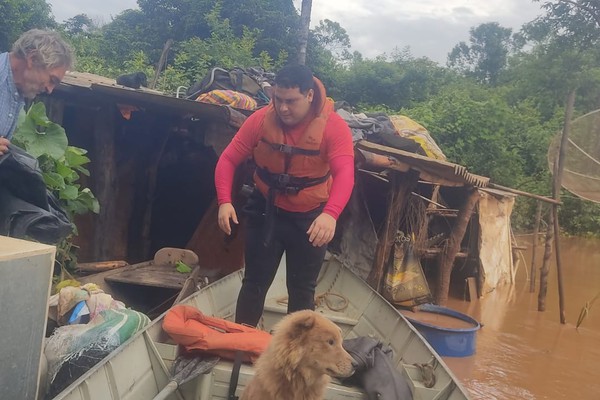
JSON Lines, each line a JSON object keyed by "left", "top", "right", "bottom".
{"left": 252, "top": 78, "right": 334, "bottom": 212}
{"left": 163, "top": 305, "right": 271, "bottom": 363}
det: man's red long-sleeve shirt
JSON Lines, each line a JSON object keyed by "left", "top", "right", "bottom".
{"left": 215, "top": 106, "right": 355, "bottom": 219}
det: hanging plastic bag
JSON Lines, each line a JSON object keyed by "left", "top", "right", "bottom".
{"left": 383, "top": 233, "right": 432, "bottom": 307}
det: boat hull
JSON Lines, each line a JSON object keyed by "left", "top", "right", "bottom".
{"left": 52, "top": 256, "right": 471, "bottom": 400}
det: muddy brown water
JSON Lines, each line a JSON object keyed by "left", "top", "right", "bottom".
{"left": 439, "top": 236, "right": 600, "bottom": 400}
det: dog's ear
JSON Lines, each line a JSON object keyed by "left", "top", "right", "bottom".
{"left": 289, "top": 313, "right": 315, "bottom": 339}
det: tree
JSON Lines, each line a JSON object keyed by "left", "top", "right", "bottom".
{"left": 448, "top": 22, "right": 517, "bottom": 85}
{"left": 0, "top": 0, "right": 55, "bottom": 51}
{"left": 533, "top": 0, "right": 600, "bottom": 45}
{"left": 62, "top": 14, "right": 94, "bottom": 35}
{"left": 312, "top": 19, "right": 351, "bottom": 62}
{"left": 405, "top": 83, "right": 548, "bottom": 187}
{"left": 510, "top": 0, "right": 600, "bottom": 118}
{"left": 222, "top": 0, "right": 299, "bottom": 60}
{"left": 103, "top": 0, "right": 299, "bottom": 66}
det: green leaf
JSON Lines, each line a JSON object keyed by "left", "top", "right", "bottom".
{"left": 78, "top": 188, "right": 100, "bottom": 213}
{"left": 64, "top": 147, "right": 91, "bottom": 168}
{"left": 13, "top": 103, "right": 68, "bottom": 159}
{"left": 175, "top": 261, "right": 192, "bottom": 273}
{"left": 43, "top": 172, "right": 66, "bottom": 189}
{"left": 60, "top": 185, "right": 79, "bottom": 200}
{"left": 55, "top": 162, "right": 78, "bottom": 182}
{"left": 28, "top": 102, "right": 52, "bottom": 126}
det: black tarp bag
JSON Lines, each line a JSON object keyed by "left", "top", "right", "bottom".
{"left": 186, "top": 67, "right": 265, "bottom": 100}
{"left": 0, "top": 144, "right": 73, "bottom": 244}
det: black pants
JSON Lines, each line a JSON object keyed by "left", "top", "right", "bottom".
{"left": 235, "top": 193, "right": 327, "bottom": 326}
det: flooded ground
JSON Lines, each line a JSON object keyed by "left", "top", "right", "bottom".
{"left": 441, "top": 236, "right": 600, "bottom": 399}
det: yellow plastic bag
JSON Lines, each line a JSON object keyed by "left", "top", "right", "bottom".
{"left": 384, "top": 235, "right": 432, "bottom": 307}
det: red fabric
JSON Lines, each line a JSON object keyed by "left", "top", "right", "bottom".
{"left": 215, "top": 107, "right": 354, "bottom": 219}
{"left": 163, "top": 305, "right": 271, "bottom": 363}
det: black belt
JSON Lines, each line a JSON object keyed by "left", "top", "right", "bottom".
{"left": 256, "top": 168, "right": 330, "bottom": 247}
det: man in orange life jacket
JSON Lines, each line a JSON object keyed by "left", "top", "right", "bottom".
{"left": 215, "top": 64, "right": 355, "bottom": 326}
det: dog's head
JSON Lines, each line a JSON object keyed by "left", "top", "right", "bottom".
{"left": 271, "top": 310, "right": 355, "bottom": 379}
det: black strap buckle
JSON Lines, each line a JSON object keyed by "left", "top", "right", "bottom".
{"left": 275, "top": 143, "right": 294, "bottom": 154}
{"left": 276, "top": 173, "right": 291, "bottom": 186}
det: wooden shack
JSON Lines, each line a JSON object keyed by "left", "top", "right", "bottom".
{"left": 43, "top": 72, "right": 248, "bottom": 278}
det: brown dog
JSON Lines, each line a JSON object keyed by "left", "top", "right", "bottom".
{"left": 240, "top": 310, "right": 355, "bottom": 400}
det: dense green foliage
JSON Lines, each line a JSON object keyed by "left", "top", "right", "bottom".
{"left": 13, "top": 102, "right": 100, "bottom": 270}
{"left": 0, "top": 0, "right": 55, "bottom": 51}
{"left": 7, "top": 0, "right": 600, "bottom": 236}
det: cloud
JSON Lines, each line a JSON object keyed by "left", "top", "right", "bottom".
{"left": 305, "top": 0, "right": 544, "bottom": 63}
{"left": 48, "top": 0, "right": 138, "bottom": 23}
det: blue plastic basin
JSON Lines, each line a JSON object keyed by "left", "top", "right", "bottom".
{"left": 404, "top": 304, "right": 481, "bottom": 357}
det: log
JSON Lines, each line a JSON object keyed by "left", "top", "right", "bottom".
{"left": 77, "top": 260, "right": 128, "bottom": 274}
{"left": 435, "top": 188, "right": 480, "bottom": 306}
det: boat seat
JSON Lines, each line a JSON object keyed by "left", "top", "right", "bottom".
{"left": 205, "top": 359, "right": 365, "bottom": 399}
{"left": 262, "top": 296, "right": 359, "bottom": 327}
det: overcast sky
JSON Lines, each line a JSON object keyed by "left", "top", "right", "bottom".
{"left": 47, "top": 0, "right": 545, "bottom": 64}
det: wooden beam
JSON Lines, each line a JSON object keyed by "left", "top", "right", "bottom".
{"left": 487, "top": 183, "right": 561, "bottom": 205}
{"left": 358, "top": 149, "right": 464, "bottom": 187}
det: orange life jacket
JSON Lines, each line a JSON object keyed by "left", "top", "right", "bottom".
{"left": 253, "top": 78, "right": 334, "bottom": 212}
{"left": 162, "top": 305, "right": 272, "bottom": 363}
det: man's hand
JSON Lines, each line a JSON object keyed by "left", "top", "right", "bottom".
{"left": 0, "top": 137, "right": 10, "bottom": 155}
{"left": 218, "top": 203, "right": 239, "bottom": 235}
{"left": 307, "top": 213, "right": 336, "bottom": 247}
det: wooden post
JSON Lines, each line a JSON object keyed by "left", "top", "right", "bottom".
{"left": 551, "top": 89, "right": 575, "bottom": 324}
{"left": 538, "top": 211, "right": 553, "bottom": 311}
{"left": 92, "top": 106, "right": 117, "bottom": 260}
{"left": 435, "top": 187, "right": 480, "bottom": 306}
{"left": 368, "top": 170, "right": 419, "bottom": 291}
{"left": 529, "top": 201, "right": 542, "bottom": 292}
{"left": 139, "top": 132, "right": 171, "bottom": 259}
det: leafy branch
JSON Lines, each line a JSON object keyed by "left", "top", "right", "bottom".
{"left": 13, "top": 102, "right": 100, "bottom": 272}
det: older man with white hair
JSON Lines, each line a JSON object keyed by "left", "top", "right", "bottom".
{"left": 0, "top": 29, "right": 74, "bottom": 154}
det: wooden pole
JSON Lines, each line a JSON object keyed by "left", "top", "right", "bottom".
{"left": 487, "top": 183, "right": 561, "bottom": 205}
{"left": 529, "top": 201, "right": 542, "bottom": 292}
{"left": 551, "top": 89, "right": 576, "bottom": 324}
{"left": 368, "top": 170, "right": 419, "bottom": 291}
{"left": 538, "top": 211, "right": 553, "bottom": 311}
{"left": 435, "top": 187, "right": 480, "bottom": 306}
